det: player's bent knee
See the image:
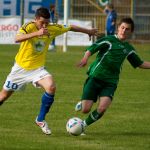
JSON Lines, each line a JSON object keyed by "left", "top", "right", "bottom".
{"left": 82, "top": 108, "right": 91, "bottom": 114}
{"left": 47, "top": 85, "right": 56, "bottom": 93}
{"left": 50, "top": 86, "right": 56, "bottom": 93}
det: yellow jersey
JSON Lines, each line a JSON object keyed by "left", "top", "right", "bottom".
{"left": 15, "top": 22, "right": 71, "bottom": 70}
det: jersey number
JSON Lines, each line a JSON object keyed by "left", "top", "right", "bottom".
{"left": 6, "top": 81, "right": 18, "bottom": 90}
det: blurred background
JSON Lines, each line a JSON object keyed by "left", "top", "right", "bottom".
{"left": 0, "top": 0, "right": 150, "bottom": 45}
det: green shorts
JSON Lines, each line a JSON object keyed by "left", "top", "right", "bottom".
{"left": 81, "top": 77, "right": 117, "bottom": 102}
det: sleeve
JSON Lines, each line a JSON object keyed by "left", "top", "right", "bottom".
{"left": 53, "top": 24, "right": 71, "bottom": 37}
{"left": 17, "top": 22, "right": 33, "bottom": 35}
{"left": 86, "top": 38, "right": 110, "bottom": 55}
{"left": 127, "top": 51, "right": 144, "bottom": 68}
{"left": 16, "top": 27, "right": 27, "bottom": 35}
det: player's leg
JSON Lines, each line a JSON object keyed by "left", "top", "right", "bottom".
{"left": 77, "top": 77, "right": 100, "bottom": 126}
{"left": 35, "top": 75, "right": 56, "bottom": 135}
{"left": 0, "top": 89, "right": 14, "bottom": 105}
{"left": 30, "top": 67, "right": 55, "bottom": 134}
{"left": 36, "top": 75, "right": 56, "bottom": 121}
{"left": 0, "top": 63, "right": 21, "bottom": 105}
{"left": 83, "top": 96, "right": 111, "bottom": 126}
{"left": 81, "top": 100, "right": 94, "bottom": 113}
{"left": 83, "top": 81, "right": 117, "bottom": 127}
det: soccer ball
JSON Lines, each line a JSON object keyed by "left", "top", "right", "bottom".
{"left": 66, "top": 117, "right": 84, "bottom": 136}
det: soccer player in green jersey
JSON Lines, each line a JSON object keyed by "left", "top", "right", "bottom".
{"left": 75, "top": 17, "right": 150, "bottom": 134}
{"left": 0, "top": 7, "right": 98, "bottom": 135}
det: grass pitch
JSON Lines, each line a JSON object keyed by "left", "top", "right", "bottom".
{"left": 0, "top": 44, "right": 150, "bottom": 150}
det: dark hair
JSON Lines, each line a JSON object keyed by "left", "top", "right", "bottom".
{"left": 35, "top": 7, "right": 50, "bottom": 19}
{"left": 118, "top": 17, "right": 134, "bottom": 32}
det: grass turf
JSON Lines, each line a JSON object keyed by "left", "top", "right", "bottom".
{"left": 0, "top": 44, "right": 150, "bottom": 150}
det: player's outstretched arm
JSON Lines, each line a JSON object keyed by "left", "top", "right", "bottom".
{"left": 139, "top": 61, "right": 150, "bottom": 69}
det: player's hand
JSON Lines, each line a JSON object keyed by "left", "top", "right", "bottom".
{"left": 77, "top": 51, "right": 91, "bottom": 67}
{"left": 89, "top": 28, "right": 98, "bottom": 36}
{"left": 88, "top": 28, "right": 98, "bottom": 40}
{"left": 37, "top": 28, "right": 50, "bottom": 36}
{"left": 77, "top": 57, "right": 88, "bottom": 68}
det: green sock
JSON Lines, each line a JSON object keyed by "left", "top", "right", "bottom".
{"left": 84, "top": 109, "right": 104, "bottom": 126}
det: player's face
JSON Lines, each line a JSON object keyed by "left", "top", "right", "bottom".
{"left": 117, "top": 23, "right": 132, "bottom": 41}
{"left": 35, "top": 17, "right": 49, "bottom": 29}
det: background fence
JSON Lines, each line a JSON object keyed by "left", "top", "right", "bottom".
{"left": 0, "top": 0, "right": 149, "bottom": 42}
{"left": 66, "top": 0, "right": 150, "bottom": 41}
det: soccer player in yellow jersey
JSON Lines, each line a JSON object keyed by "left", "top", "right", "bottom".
{"left": 0, "top": 7, "right": 98, "bottom": 135}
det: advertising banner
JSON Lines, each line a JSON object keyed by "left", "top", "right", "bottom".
{"left": 0, "top": 17, "right": 20, "bottom": 44}
{"left": 0, "top": 18, "right": 92, "bottom": 46}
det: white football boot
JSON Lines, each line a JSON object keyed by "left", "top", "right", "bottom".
{"left": 35, "top": 117, "right": 51, "bottom": 135}
{"left": 75, "top": 101, "right": 82, "bottom": 111}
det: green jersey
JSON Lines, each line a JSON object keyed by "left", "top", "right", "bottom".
{"left": 87, "top": 35, "right": 143, "bottom": 84}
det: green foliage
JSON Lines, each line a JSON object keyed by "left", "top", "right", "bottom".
{"left": 0, "top": 44, "right": 150, "bottom": 150}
